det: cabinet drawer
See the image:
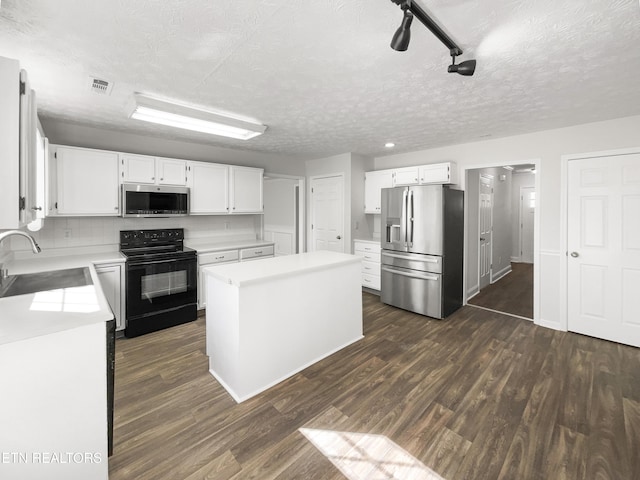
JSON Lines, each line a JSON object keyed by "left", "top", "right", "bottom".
{"left": 240, "top": 245, "right": 274, "bottom": 260}
{"left": 199, "top": 250, "right": 239, "bottom": 265}
{"left": 354, "top": 242, "right": 381, "bottom": 254}
{"left": 361, "top": 260, "right": 380, "bottom": 276}
{"left": 362, "top": 273, "right": 381, "bottom": 290}
{"left": 354, "top": 251, "right": 381, "bottom": 263}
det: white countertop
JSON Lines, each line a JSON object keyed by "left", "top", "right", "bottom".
{"left": 204, "top": 250, "right": 361, "bottom": 287}
{"left": 6, "top": 250, "right": 124, "bottom": 276}
{"left": 0, "top": 264, "right": 114, "bottom": 346}
{"left": 185, "top": 238, "right": 274, "bottom": 253}
{"left": 354, "top": 238, "right": 381, "bottom": 245}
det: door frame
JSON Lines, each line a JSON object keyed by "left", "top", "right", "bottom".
{"left": 308, "top": 173, "right": 346, "bottom": 253}
{"left": 462, "top": 159, "right": 541, "bottom": 325}
{"left": 559, "top": 146, "right": 640, "bottom": 332}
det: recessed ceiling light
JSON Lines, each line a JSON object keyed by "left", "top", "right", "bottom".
{"left": 385, "top": 142, "right": 395, "bottom": 148}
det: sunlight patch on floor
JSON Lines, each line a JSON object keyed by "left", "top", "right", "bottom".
{"left": 299, "top": 428, "right": 444, "bottom": 480}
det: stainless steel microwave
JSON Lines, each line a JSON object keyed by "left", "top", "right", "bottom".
{"left": 122, "top": 184, "right": 189, "bottom": 217}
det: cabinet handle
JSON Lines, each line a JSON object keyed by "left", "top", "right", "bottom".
{"left": 114, "top": 207, "right": 119, "bottom": 210}
{"left": 151, "top": 177, "right": 155, "bottom": 180}
{"left": 31, "top": 206, "right": 42, "bottom": 211}
{"left": 160, "top": 177, "right": 163, "bottom": 181}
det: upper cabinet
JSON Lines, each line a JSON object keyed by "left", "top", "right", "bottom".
{"left": 187, "top": 162, "right": 229, "bottom": 214}
{"left": 419, "top": 162, "right": 457, "bottom": 185}
{"left": 364, "top": 162, "right": 458, "bottom": 214}
{"left": 230, "top": 166, "right": 263, "bottom": 213}
{"left": 0, "top": 56, "right": 44, "bottom": 229}
{"left": 51, "top": 146, "right": 120, "bottom": 216}
{"left": 120, "top": 154, "right": 187, "bottom": 186}
{"left": 364, "top": 170, "right": 393, "bottom": 214}
{"left": 392, "top": 166, "right": 420, "bottom": 186}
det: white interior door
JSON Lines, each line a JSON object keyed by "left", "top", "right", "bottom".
{"left": 520, "top": 186, "right": 535, "bottom": 263}
{"left": 479, "top": 175, "right": 493, "bottom": 290}
{"left": 567, "top": 153, "right": 640, "bottom": 348}
{"left": 311, "top": 175, "right": 344, "bottom": 253}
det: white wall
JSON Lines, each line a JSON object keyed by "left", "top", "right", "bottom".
{"left": 264, "top": 177, "right": 297, "bottom": 255}
{"left": 374, "top": 114, "right": 640, "bottom": 329}
{"left": 41, "top": 119, "right": 306, "bottom": 176}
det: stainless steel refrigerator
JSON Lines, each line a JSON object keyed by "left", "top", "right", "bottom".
{"left": 380, "top": 184, "right": 464, "bottom": 318}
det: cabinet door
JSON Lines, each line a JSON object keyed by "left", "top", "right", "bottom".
{"left": 157, "top": 158, "right": 187, "bottom": 186}
{"left": 230, "top": 166, "right": 263, "bottom": 213}
{"left": 187, "top": 162, "right": 229, "bottom": 214}
{"left": 393, "top": 167, "right": 420, "bottom": 186}
{"left": 420, "top": 162, "right": 454, "bottom": 184}
{"left": 120, "top": 154, "right": 156, "bottom": 184}
{"left": 364, "top": 170, "right": 393, "bottom": 213}
{"left": 56, "top": 146, "right": 120, "bottom": 215}
{"left": 96, "top": 264, "right": 125, "bottom": 331}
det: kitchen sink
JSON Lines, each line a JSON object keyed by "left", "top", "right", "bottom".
{"left": 0, "top": 267, "right": 93, "bottom": 299}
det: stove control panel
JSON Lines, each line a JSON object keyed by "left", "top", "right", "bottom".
{"left": 120, "top": 229, "right": 184, "bottom": 248}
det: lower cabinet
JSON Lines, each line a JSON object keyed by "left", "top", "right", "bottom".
{"left": 95, "top": 263, "right": 125, "bottom": 331}
{"left": 198, "top": 250, "right": 239, "bottom": 309}
{"left": 354, "top": 241, "right": 381, "bottom": 291}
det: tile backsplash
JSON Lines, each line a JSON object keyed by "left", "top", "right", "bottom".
{"left": 4, "top": 215, "right": 261, "bottom": 252}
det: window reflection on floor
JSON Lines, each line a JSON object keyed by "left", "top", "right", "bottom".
{"left": 29, "top": 286, "right": 100, "bottom": 313}
{"left": 299, "top": 428, "right": 444, "bottom": 480}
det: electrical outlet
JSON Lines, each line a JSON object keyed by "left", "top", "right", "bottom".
{"left": 64, "top": 228, "right": 72, "bottom": 238}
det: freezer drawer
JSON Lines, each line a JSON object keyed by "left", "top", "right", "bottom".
{"left": 381, "top": 265, "right": 442, "bottom": 319}
{"left": 381, "top": 250, "right": 442, "bottom": 274}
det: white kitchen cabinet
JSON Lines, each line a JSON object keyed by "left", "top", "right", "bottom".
{"left": 96, "top": 263, "right": 125, "bottom": 331}
{"left": 354, "top": 241, "right": 381, "bottom": 290}
{"left": 230, "top": 166, "right": 264, "bottom": 213}
{"left": 393, "top": 167, "right": 420, "bottom": 186}
{"left": 364, "top": 170, "right": 393, "bottom": 214}
{"left": 52, "top": 145, "right": 120, "bottom": 216}
{"left": 120, "top": 154, "right": 187, "bottom": 186}
{"left": 197, "top": 249, "right": 239, "bottom": 308}
{"left": 0, "top": 56, "right": 43, "bottom": 229}
{"left": 187, "top": 162, "right": 230, "bottom": 214}
{"left": 419, "top": 162, "right": 457, "bottom": 184}
{"left": 120, "top": 153, "right": 156, "bottom": 184}
{"left": 157, "top": 157, "right": 187, "bottom": 186}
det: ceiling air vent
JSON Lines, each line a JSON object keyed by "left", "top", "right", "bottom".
{"left": 88, "top": 76, "right": 114, "bottom": 95}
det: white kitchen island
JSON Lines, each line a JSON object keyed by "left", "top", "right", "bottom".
{"left": 204, "top": 250, "right": 363, "bottom": 402}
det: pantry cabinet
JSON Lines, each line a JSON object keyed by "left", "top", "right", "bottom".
{"left": 51, "top": 146, "right": 120, "bottom": 216}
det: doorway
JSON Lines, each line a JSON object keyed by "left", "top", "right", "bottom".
{"left": 465, "top": 163, "right": 538, "bottom": 321}
{"left": 263, "top": 174, "right": 305, "bottom": 256}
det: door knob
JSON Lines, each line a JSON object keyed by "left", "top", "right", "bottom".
{"left": 336, "top": 235, "right": 342, "bottom": 240}
{"left": 570, "top": 251, "right": 579, "bottom": 258}
{"left": 480, "top": 237, "right": 485, "bottom": 241}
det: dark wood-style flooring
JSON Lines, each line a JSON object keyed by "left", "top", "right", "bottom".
{"left": 468, "top": 262, "right": 534, "bottom": 319}
{"left": 109, "top": 293, "right": 640, "bottom": 480}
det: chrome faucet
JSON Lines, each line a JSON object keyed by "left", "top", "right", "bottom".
{"left": 0, "top": 230, "right": 42, "bottom": 279}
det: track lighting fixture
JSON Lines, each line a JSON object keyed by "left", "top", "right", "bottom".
{"left": 389, "top": 0, "right": 477, "bottom": 76}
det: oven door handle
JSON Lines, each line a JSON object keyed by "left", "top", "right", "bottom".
{"left": 127, "top": 258, "right": 189, "bottom": 267}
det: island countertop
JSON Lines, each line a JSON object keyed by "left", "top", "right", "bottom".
{"left": 203, "top": 250, "right": 361, "bottom": 287}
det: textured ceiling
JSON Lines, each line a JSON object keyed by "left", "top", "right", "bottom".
{"left": 1, "top": 0, "right": 639, "bottom": 160}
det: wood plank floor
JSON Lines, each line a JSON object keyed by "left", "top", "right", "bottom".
{"left": 108, "top": 292, "right": 640, "bottom": 480}
{"left": 468, "top": 262, "right": 534, "bottom": 319}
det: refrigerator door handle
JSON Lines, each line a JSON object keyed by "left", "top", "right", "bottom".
{"left": 382, "top": 251, "right": 439, "bottom": 263}
{"left": 408, "top": 189, "right": 414, "bottom": 248}
{"left": 382, "top": 266, "right": 439, "bottom": 281}
{"left": 401, "top": 189, "right": 408, "bottom": 246}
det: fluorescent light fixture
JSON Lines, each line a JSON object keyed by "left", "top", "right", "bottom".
{"left": 128, "top": 94, "right": 267, "bottom": 140}
{"left": 385, "top": 142, "right": 395, "bottom": 148}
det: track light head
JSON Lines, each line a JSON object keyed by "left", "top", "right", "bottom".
{"left": 390, "top": 9, "right": 413, "bottom": 51}
{"left": 448, "top": 57, "right": 476, "bottom": 76}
